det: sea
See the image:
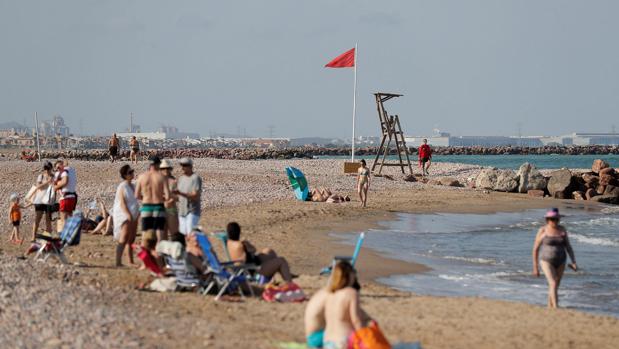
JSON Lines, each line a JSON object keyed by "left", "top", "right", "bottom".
{"left": 337, "top": 204, "right": 619, "bottom": 317}
{"left": 325, "top": 154, "right": 619, "bottom": 170}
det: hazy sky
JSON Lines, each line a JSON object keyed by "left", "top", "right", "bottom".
{"left": 1, "top": 1, "right": 618, "bottom": 138}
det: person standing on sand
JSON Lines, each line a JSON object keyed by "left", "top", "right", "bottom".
{"left": 175, "top": 158, "right": 202, "bottom": 235}
{"left": 532, "top": 208, "right": 578, "bottom": 308}
{"left": 356, "top": 159, "right": 370, "bottom": 208}
{"left": 129, "top": 136, "right": 140, "bottom": 165}
{"left": 53, "top": 160, "right": 78, "bottom": 233}
{"left": 135, "top": 157, "right": 169, "bottom": 242}
{"left": 113, "top": 165, "right": 140, "bottom": 267}
{"left": 159, "top": 159, "right": 179, "bottom": 236}
{"left": 108, "top": 133, "right": 119, "bottom": 163}
{"left": 31, "top": 162, "right": 54, "bottom": 241}
{"left": 8, "top": 194, "right": 30, "bottom": 244}
{"left": 418, "top": 138, "right": 432, "bottom": 176}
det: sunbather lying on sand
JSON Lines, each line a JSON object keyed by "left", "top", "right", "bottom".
{"left": 310, "top": 188, "right": 350, "bottom": 203}
{"left": 226, "top": 222, "right": 294, "bottom": 283}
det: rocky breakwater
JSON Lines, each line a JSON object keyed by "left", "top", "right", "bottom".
{"left": 473, "top": 159, "right": 619, "bottom": 205}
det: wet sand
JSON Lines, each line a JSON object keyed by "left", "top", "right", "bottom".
{"left": 1, "top": 159, "right": 618, "bottom": 348}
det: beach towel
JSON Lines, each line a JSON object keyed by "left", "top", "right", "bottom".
{"left": 148, "top": 277, "right": 177, "bottom": 292}
{"left": 348, "top": 321, "right": 391, "bottom": 349}
{"left": 262, "top": 282, "right": 306, "bottom": 303}
{"left": 156, "top": 240, "right": 183, "bottom": 260}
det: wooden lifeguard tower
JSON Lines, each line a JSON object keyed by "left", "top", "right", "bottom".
{"left": 370, "top": 92, "right": 413, "bottom": 175}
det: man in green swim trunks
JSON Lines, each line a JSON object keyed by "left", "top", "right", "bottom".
{"left": 135, "top": 157, "right": 170, "bottom": 242}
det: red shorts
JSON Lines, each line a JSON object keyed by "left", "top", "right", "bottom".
{"left": 59, "top": 197, "right": 77, "bottom": 213}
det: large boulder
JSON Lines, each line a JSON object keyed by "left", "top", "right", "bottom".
{"left": 547, "top": 169, "right": 574, "bottom": 199}
{"left": 585, "top": 188, "right": 598, "bottom": 200}
{"left": 590, "top": 195, "right": 619, "bottom": 204}
{"left": 475, "top": 168, "right": 500, "bottom": 190}
{"left": 516, "top": 163, "right": 548, "bottom": 193}
{"left": 439, "top": 177, "right": 461, "bottom": 187}
{"left": 604, "top": 185, "right": 619, "bottom": 197}
{"left": 592, "top": 159, "right": 610, "bottom": 174}
{"left": 582, "top": 173, "right": 600, "bottom": 189}
{"left": 494, "top": 170, "right": 519, "bottom": 192}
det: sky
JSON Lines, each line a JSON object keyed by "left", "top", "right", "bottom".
{"left": 1, "top": 0, "right": 618, "bottom": 138}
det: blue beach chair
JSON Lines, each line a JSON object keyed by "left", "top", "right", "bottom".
{"left": 195, "top": 233, "right": 254, "bottom": 301}
{"left": 34, "top": 212, "right": 82, "bottom": 264}
{"left": 211, "top": 232, "right": 269, "bottom": 284}
{"left": 320, "top": 232, "right": 365, "bottom": 275}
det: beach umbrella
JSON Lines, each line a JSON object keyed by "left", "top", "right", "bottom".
{"left": 286, "top": 167, "right": 309, "bottom": 201}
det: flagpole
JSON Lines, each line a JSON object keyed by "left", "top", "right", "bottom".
{"left": 351, "top": 43, "right": 358, "bottom": 162}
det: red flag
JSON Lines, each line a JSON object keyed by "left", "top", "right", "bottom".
{"left": 325, "top": 48, "right": 355, "bottom": 68}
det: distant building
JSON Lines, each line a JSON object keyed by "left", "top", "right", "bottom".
{"left": 406, "top": 131, "right": 619, "bottom": 147}
{"left": 40, "top": 115, "right": 70, "bottom": 137}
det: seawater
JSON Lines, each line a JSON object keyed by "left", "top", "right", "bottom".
{"left": 324, "top": 154, "right": 619, "bottom": 170}
{"left": 337, "top": 204, "right": 619, "bottom": 317}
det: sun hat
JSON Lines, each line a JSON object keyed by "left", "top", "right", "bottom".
{"left": 179, "top": 158, "right": 193, "bottom": 166}
{"left": 544, "top": 208, "right": 562, "bottom": 219}
{"left": 159, "top": 159, "right": 173, "bottom": 169}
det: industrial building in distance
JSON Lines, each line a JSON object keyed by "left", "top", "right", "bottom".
{"left": 406, "top": 131, "right": 619, "bottom": 147}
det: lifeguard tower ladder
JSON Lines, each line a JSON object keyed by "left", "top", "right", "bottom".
{"left": 370, "top": 92, "right": 413, "bottom": 175}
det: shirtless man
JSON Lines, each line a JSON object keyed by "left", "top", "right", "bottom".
{"left": 129, "top": 136, "right": 140, "bottom": 165}
{"left": 108, "top": 133, "right": 119, "bottom": 163}
{"left": 135, "top": 157, "right": 170, "bottom": 242}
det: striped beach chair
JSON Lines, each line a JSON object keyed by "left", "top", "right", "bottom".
{"left": 34, "top": 212, "right": 82, "bottom": 264}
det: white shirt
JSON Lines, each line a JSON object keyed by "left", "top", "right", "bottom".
{"left": 57, "top": 167, "right": 77, "bottom": 198}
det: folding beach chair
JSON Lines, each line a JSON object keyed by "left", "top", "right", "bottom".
{"left": 210, "top": 232, "right": 269, "bottom": 284}
{"left": 162, "top": 251, "right": 202, "bottom": 291}
{"left": 320, "top": 232, "right": 365, "bottom": 275}
{"left": 195, "top": 233, "right": 254, "bottom": 301}
{"left": 34, "top": 213, "right": 83, "bottom": 264}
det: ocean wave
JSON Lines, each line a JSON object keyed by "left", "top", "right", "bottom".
{"left": 571, "top": 217, "right": 619, "bottom": 227}
{"left": 600, "top": 206, "right": 619, "bottom": 214}
{"left": 570, "top": 233, "right": 619, "bottom": 247}
{"left": 442, "top": 255, "right": 500, "bottom": 265}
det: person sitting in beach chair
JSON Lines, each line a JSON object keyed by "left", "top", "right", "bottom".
{"left": 194, "top": 231, "right": 254, "bottom": 300}
{"left": 31, "top": 211, "right": 82, "bottom": 264}
{"left": 226, "top": 222, "right": 294, "bottom": 284}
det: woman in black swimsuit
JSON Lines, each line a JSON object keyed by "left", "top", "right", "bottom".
{"left": 532, "top": 208, "right": 578, "bottom": 308}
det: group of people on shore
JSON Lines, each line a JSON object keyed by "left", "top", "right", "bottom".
{"left": 108, "top": 133, "right": 141, "bottom": 164}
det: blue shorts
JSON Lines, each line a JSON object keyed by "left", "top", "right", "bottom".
{"left": 307, "top": 329, "right": 324, "bottom": 348}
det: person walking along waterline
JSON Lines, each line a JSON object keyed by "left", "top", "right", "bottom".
{"left": 532, "top": 208, "right": 578, "bottom": 308}
{"left": 176, "top": 158, "right": 202, "bottom": 235}
{"left": 129, "top": 136, "right": 140, "bottom": 165}
{"left": 113, "top": 165, "right": 140, "bottom": 267}
{"left": 418, "top": 138, "right": 432, "bottom": 176}
{"left": 108, "top": 133, "right": 120, "bottom": 163}
{"left": 356, "top": 159, "right": 370, "bottom": 208}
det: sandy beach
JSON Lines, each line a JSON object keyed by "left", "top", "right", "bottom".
{"left": 1, "top": 158, "right": 618, "bottom": 348}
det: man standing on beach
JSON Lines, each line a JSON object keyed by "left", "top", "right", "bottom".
{"left": 135, "top": 157, "right": 170, "bottom": 242}
{"left": 176, "top": 158, "right": 202, "bottom": 235}
{"left": 418, "top": 138, "right": 432, "bottom": 176}
{"left": 108, "top": 133, "right": 119, "bottom": 163}
{"left": 53, "top": 160, "right": 78, "bottom": 232}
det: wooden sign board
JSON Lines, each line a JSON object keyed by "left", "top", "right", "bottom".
{"left": 344, "top": 162, "right": 361, "bottom": 174}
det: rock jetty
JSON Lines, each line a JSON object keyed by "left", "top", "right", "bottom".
{"left": 3, "top": 144, "right": 619, "bottom": 161}
{"left": 473, "top": 160, "right": 619, "bottom": 205}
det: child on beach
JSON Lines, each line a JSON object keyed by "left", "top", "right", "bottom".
{"left": 8, "top": 194, "right": 31, "bottom": 244}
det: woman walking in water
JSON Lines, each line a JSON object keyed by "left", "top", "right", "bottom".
{"left": 356, "top": 160, "right": 370, "bottom": 207}
{"left": 532, "top": 208, "right": 578, "bottom": 308}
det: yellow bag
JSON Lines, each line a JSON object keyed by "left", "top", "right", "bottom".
{"left": 348, "top": 321, "right": 391, "bottom": 349}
